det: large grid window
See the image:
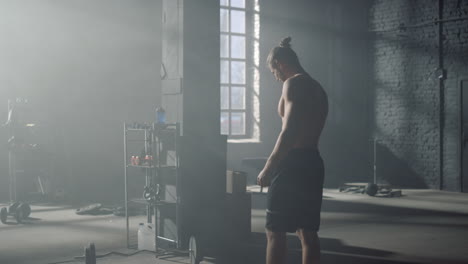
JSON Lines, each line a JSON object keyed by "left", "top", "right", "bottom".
{"left": 220, "top": 0, "right": 247, "bottom": 136}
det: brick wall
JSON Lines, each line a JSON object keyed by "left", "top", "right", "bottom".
{"left": 369, "top": 0, "right": 468, "bottom": 190}
{"left": 228, "top": 0, "right": 372, "bottom": 187}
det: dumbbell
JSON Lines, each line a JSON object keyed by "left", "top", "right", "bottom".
{"left": 365, "top": 183, "right": 378, "bottom": 196}
{"left": 0, "top": 203, "right": 31, "bottom": 224}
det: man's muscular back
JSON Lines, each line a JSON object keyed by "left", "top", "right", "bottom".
{"left": 279, "top": 74, "right": 328, "bottom": 149}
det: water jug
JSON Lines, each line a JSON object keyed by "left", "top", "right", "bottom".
{"left": 137, "top": 223, "right": 155, "bottom": 251}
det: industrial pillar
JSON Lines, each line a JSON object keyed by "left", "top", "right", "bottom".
{"left": 160, "top": 0, "right": 227, "bottom": 248}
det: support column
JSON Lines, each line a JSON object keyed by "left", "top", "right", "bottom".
{"left": 161, "top": 0, "right": 227, "bottom": 246}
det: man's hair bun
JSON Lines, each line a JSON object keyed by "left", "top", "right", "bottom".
{"left": 266, "top": 36, "right": 299, "bottom": 68}
{"left": 279, "top": 36, "right": 292, "bottom": 48}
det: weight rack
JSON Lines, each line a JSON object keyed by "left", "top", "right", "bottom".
{"left": 123, "top": 122, "right": 181, "bottom": 254}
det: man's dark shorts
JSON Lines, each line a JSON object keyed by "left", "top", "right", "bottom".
{"left": 266, "top": 148, "right": 324, "bottom": 233}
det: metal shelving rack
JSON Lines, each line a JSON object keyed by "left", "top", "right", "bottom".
{"left": 5, "top": 98, "right": 46, "bottom": 203}
{"left": 123, "top": 122, "right": 181, "bottom": 253}
{"left": 6, "top": 99, "right": 19, "bottom": 203}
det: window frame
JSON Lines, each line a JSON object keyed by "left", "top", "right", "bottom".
{"left": 220, "top": 1, "right": 253, "bottom": 139}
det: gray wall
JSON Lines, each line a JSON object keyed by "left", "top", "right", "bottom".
{"left": 370, "top": 0, "right": 468, "bottom": 190}
{"left": 0, "top": 0, "right": 162, "bottom": 202}
{"left": 227, "top": 0, "right": 372, "bottom": 187}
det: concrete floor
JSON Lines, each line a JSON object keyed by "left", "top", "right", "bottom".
{"left": 1, "top": 189, "right": 468, "bottom": 264}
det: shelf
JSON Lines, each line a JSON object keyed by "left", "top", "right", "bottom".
{"left": 127, "top": 164, "right": 156, "bottom": 169}
{"left": 159, "top": 165, "right": 177, "bottom": 169}
{"left": 130, "top": 198, "right": 177, "bottom": 206}
{"left": 127, "top": 165, "right": 177, "bottom": 169}
{"left": 125, "top": 123, "right": 179, "bottom": 132}
{"left": 130, "top": 198, "right": 149, "bottom": 205}
{"left": 126, "top": 128, "right": 151, "bottom": 131}
{"left": 158, "top": 200, "right": 177, "bottom": 206}
{"left": 155, "top": 127, "right": 178, "bottom": 132}
{"left": 124, "top": 121, "right": 180, "bottom": 249}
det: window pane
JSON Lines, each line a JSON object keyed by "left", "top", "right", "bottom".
{"left": 230, "top": 0, "right": 245, "bottom": 8}
{"left": 231, "top": 35, "right": 245, "bottom": 59}
{"left": 231, "top": 86, "right": 245, "bottom": 110}
{"left": 231, "top": 61, "right": 245, "bottom": 84}
{"left": 231, "top": 112, "right": 245, "bottom": 135}
{"left": 221, "top": 60, "right": 229, "bottom": 83}
{"left": 220, "top": 0, "right": 229, "bottom": 6}
{"left": 230, "top": 10, "right": 245, "bottom": 34}
{"left": 221, "top": 34, "right": 229, "bottom": 58}
{"left": 221, "top": 112, "right": 229, "bottom": 135}
{"left": 221, "top": 86, "right": 229, "bottom": 110}
{"left": 220, "top": 8, "right": 229, "bottom": 32}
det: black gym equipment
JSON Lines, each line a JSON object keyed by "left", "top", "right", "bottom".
{"left": 338, "top": 139, "right": 403, "bottom": 197}
{"left": 365, "top": 183, "right": 379, "bottom": 196}
{"left": 8, "top": 202, "right": 31, "bottom": 218}
{"left": 189, "top": 235, "right": 202, "bottom": 264}
{"left": 0, "top": 202, "right": 31, "bottom": 224}
{"left": 75, "top": 203, "right": 102, "bottom": 215}
{"left": 0, "top": 208, "right": 7, "bottom": 224}
{"left": 2, "top": 99, "right": 35, "bottom": 225}
{"left": 187, "top": 233, "right": 218, "bottom": 264}
{"left": 21, "top": 203, "right": 31, "bottom": 218}
{"left": 338, "top": 182, "right": 402, "bottom": 197}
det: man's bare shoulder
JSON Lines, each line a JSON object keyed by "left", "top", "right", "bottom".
{"left": 283, "top": 76, "right": 304, "bottom": 101}
{"left": 284, "top": 74, "right": 305, "bottom": 87}
{"left": 284, "top": 74, "right": 323, "bottom": 99}
{"left": 286, "top": 74, "right": 323, "bottom": 89}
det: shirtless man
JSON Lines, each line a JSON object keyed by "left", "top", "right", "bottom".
{"left": 257, "top": 37, "right": 328, "bottom": 264}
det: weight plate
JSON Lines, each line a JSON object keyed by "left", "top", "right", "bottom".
{"left": 0, "top": 207, "right": 7, "bottom": 224}
{"left": 189, "top": 235, "right": 203, "bottom": 264}
{"left": 189, "top": 236, "right": 198, "bottom": 264}
{"left": 365, "top": 183, "right": 378, "bottom": 196}
{"left": 20, "top": 203, "right": 31, "bottom": 218}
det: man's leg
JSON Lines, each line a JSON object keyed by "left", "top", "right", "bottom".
{"left": 296, "top": 229, "right": 320, "bottom": 264}
{"left": 266, "top": 229, "right": 287, "bottom": 264}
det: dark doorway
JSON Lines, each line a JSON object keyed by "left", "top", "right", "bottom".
{"left": 461, "top": 79, "right": 468, "bottom": 192}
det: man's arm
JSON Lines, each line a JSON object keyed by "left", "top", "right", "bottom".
{"left": 258, "top": 78, "right": 302, "bottom": 186}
